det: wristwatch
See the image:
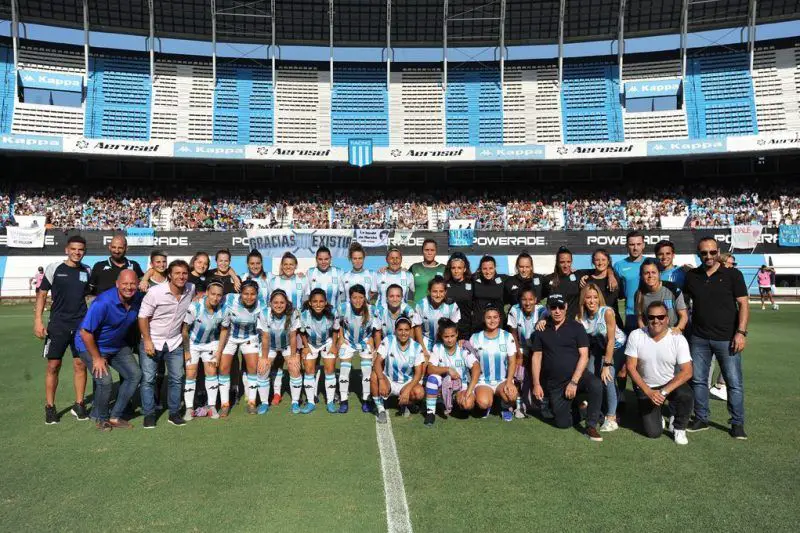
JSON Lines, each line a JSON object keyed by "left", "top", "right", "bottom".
{"left": 602, "top": 362, "right": 614, "bottom": 367}
{"left": 569, "top": 379, "right": 579, "bottom": 386}
{"left": 736, "top": 329, "right": 748, "bottom": 337}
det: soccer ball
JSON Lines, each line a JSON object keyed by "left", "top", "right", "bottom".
{"left": 772, "top": 303, "right": 780, "bottom": 311}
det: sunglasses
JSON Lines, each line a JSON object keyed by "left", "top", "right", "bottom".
{"left": 699, "top": 250, "right": 719, "bottom": 257}
{"left": 548, "top": 304, "right": 566, "bottom": 311}
{"left": 647, "top": 314, "right": 668, "bottom": 321}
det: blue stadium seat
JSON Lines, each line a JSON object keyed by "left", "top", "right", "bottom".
{"left": 561, "top": 63, "right": 624, "bottom": 143}
{"left": 0, "top": 46, "right": 15, "bottom": 134}
{"left": 213, "top": 64, "right": 274, "bottom": 145}
{"left": 331, "top": 68, "right": 389, "bottom": 147}
{"left": 445, "top": 69, "right": 502, "bottom": 146}
{"left": 84, "top": 55, "right": 151, "bottom": 140}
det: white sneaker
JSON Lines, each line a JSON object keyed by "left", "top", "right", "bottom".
{"left": 710, "top": 385, "right": 728, "bottom": 402}
{"left": 674, "top": 429, "right": 688, "bottom": 445}
{"left": 599, "top": 419, "right": 619, "bottom": 432}
{"left": 183, "top": 409, "right": 193, "bottom": 422}
{"left": 761, "top": 305, "right": 766, "bottom": 310}
{"left": 772, "top": 303, "right": 780, "bottom": 311}
{"left": 513, "top": 407, "right": 526, "bottom": 419}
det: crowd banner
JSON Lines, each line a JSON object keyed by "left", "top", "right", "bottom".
{"left": 449, "top": 228, "right": 475, "bottom": 247}
{"left": 659, "top": 215, "right": 688, "bottom": 230}
{"left": 730, "top": 224, "right": 763, "bottom": 251}
{"left": 354, "top": 229, "right": 391, "bottom": 247}
{"left": 246, "top": 229, "right": 354, "bottom": 258}
{"left": 778, "top": 225, "right": 800, "bottom": 247}
{"left": 6, "top": 216, "right": 46, "bottom": 248}
{"left": 389, "top": 230, "right": 416, "bottom": 247}
{"left": 125, "top": 228, "right": 155, "bottom": 246}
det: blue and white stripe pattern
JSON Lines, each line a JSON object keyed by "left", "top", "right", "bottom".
{"left": 335, "top": 302, "right": 374, "bottom": 350}
{"left": 507, "top": 304, "right": 547, "bottom": 354}
{"left": 268, "top": 274, "right": 306, "bottom": 309}
{"left": 348, "top": 138, "right": 373, "bottom": 167}
{"left": 430, "top": 343, "right": 479, "bottom": 383}
{"left": 244, "top": 273, "right": 271, "bottom": 306}
{"left": 305, "top": 266, "right": 344, "bottom": 308}
{"left": 469, "top": 330, "right": 517, "bottom": 385}
{"left": 184, "top": 299, "right": 225, "bottom": 345}
{"left": 378, "top": 335, "right": 425, "bottom": 384}
{"left": 339, "top": 269, "right": 377, "bottom": 302}
{"left": 415, "top": 298, "right": 461, "bottom": 350}
{"left": 298, "top": 309, "right": 336, "bottom": 349}
{"left": 257, "top": 308, "right": 298, "bottom": 352}
{"left": 375, "top": 269, "right": 415, "bottom": 307}
{"left": 222, "top": 293, "right": 262, "bottom": 340}
{"left": 372, "top": 302, "right": 421, "bottom": 336}
{"left": 580, "top": 305, "right": 627, "bottom": 349}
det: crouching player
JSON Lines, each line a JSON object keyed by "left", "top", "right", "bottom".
{"left": 182, "top": 281, "right": 226, "bottom": 420}
{"left": 258, "top": 289, "right": 299, "bottom": 413}
{"left": 507, "top": 286, "right": 547, "bottom": 419}
{"left": 371, "top": 316, "right": 426, "bottom": 424}
{"left": 423, "top": 318, "right": 480, "bottom": 427}
{"left": 470, "top": 303, "right": 518, "bottom": 422}
{"left": 334, "top": 284, "right": 376, "bottom": 414}
{"left": 297, "top": 288, "right": 338, "bottom": 414}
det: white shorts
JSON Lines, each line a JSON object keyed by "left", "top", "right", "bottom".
{"left": 475, "top": 381, "right": 505, "bottom": 394}
{"left": 385, "top": 379, "right": 417, "bottom": 398}
{"left": 187, "top": 341, "right": 219, "bottom": 366}
{"left": 338, "top": 344, "right": 373, "bottom": 361}
{"left": 222, "top": 335, "right": 260, "bottom": 356}
{"left": 306, "top": 340, "right": 333, "bottom": 360}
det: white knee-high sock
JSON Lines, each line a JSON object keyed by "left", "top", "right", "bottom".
{"left": 338, "top": 361, "right": 352, "bottom": 402}
{"left": 257, "top": 373, "right": 270, "bottom": 405}
{"left": 325, "top": 372, "right": 337, "bottom": 404}
{"left": 273, "top": 369, "right": 284, "bottom": 397}
{"left": 360, "top": 357, "right": 373, "bottom": 401}
{"left": 183, "top": 379, "right": 196, "bottom": 411}
{"left": 303, "top": 373, "right": 316, "bottom": 403}
{"left": 290, "top": 376, "right": 303, "bottom": 404}
{"left": 219, "top": 374, "right": 231, "bottom": 405}
{"left": 205, "top": 375, "right": 219, "bottom": 407}
{"left": 245, "top": 373, "right": 257, "bottom": 403}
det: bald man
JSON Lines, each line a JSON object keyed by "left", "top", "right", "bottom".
{"left": 88, "top": 234, "right": 144, "bottom": 295}
{"left": 76, "top": 271, "right": 144, "bottom": 430}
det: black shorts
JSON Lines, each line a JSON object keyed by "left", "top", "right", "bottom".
{"left": 759, "top": 286, "right": 772, "bottom": 295}
{"left": 42, "top": 327, "right": 78, "bottom": 360}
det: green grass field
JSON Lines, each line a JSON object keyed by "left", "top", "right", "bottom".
{"left": 1, "top": 304, "right": 798, "bottom": 532}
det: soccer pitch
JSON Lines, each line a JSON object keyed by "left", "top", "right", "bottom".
{"left": 1, "top": 305, "right": 798, "bottom": 533}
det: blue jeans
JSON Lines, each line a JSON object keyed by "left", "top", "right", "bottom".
{"left": 79, "top": 347, "right": 141, "bottom": 422}
{"left": 139, "top": 342, "right": 184, "bottom": 416}
{"left": 589, "top": 346, "right": 626, "bottom": 417}
{"left": 690, "top": 335, "right": 745, "bottom": 425}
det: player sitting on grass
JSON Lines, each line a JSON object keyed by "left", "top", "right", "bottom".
{"left": 372, "top": 316, "right": 426, "bottom": 424}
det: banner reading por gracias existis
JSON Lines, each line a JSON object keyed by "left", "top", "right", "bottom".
{"left": 246, "top": 229, "right": 354, "bottom": 258}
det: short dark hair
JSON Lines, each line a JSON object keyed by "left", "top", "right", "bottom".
{"left": 348, "top": 242, "right": 365, "bottom": 257}
{"left": 697, "top": 236, "right": 717, "bottom": 250}
{"left": 654, "top": 240, "right": 675, "bottom": 255}
{"left": 150, "top": 249, "right": 166, "bottom": 261}
{"left": 66, "top": 235, "right": 86, "bottom": 247}
{"left": 422, "top": 238, "right": 437, "bottom": 249}
{"left": 316, "top": 246, "right": 332, "bottom": 257}
{"left": 386, "top": 283, "right": 403, "bottom": 297}
{"left": 645, "top": 300, "right": 667, "bottom": 315}
{"left": 167, "top": 259, "right": 190, "bottom": 277}
{"left": 626, "top": 230, "right": 644, "bottom": 241}
{"left": 246, "top": 249, "right": 263, "bottom": 262}
{"left": 215, "top": 248, "right": 231, "bottom": 260}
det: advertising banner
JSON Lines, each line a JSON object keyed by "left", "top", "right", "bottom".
{"left": 624, "top": 79, "right": 681, "bottom": 98}
{"left": 448, "top": 228, "right": 475, "bottom": 247}
{"left": 354, "top": 229, "right": 390, "bottom": 247}
{"left": 778, "top": 224, "right": 800, "bottom": 247}
{"left": 126, "top": 227, "right": 155, "bottom": 246}
{"left": 730, "top": 224, "right": 764, "bottom": 250}
{"left": 0, "top": 133, "right": 63, "bottom": 152}
{"left": 6, "top": 216, "right": 46, "bottom": 248}
{"left": 246, "top": 229, "right": 354, "bottom": 258}
{"left": 19, "top": 69, "right": 83, "bottom": 92}
{"left": 64, "top": 137, "right": 173, "bottom": 157}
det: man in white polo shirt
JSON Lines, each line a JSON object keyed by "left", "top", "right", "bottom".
{"left": 625, "top": 300, "right": 694, "bottom": 445}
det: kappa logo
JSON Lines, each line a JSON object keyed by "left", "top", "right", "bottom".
{"left": 556, "top": 146, "right": 569, "bottom": 155}
{"left": 390, "top": 149, "right": 402, "bottom": 157}
{"left": 256, "top": 146, "right": 269, "bottom": 155}
{"left": 757, "top": 139, "right": 766, "bottom": 146}
{"left": 22, "top": 74, "right": 34, "bottom": 82}
{"left": 75, "top": 140, "right": 89, "bottom": 150}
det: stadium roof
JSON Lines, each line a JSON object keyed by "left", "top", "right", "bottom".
{"left": 11, "top": 0, "right": 800, "bottom": 46}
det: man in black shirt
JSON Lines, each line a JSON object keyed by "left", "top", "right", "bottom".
{"left": 532, "top": 294, "right": 604, "bottom": 442}
{"left": 682, "top": 236, "right": 749, "bottom": 439}
{"left": 34, "top": 235, "right": 92, "bottom": 425}
{"left": 88, "top": 234, "right": 144, "bottom": 295}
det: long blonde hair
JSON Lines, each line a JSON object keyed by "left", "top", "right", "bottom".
{"left": 577, "top": 283, "right": 607, "bottom": 322}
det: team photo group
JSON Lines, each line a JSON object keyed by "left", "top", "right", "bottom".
{"left": 35, "top": 230, "right": 752, "bottom": 444}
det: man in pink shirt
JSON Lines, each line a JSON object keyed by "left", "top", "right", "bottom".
{"left": 138, "top": 259, "right": 195, "bottom": 428}
{"left": 757, "top": 265, "right": 778, "bottom": 311}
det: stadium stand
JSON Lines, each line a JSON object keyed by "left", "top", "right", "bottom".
{"left": 151, "top": 59, "right": 213, "bottom": 142}
{"left": 621, "top": 58, "right": 688, "bottom": 140}
{"left": 445, "top": 68, "right": 503, "bottom": 146}
{"left": 331, "top": 67, "right": 389, "bottom": 146}
{"left": 274, "top": 65, "right": 331, "bottom": 145}
{"left": 503, "top": 65, "right": 563, "bottom": 144}
{"left": 561, "top": 61, "right": 624, "bottom": 143}
{"left": 389, "top": 68, "right": 445, "bottom": 145}
{"left": 751, "top": 45, "right": 800, "bottom": 132}
{"left": 213, "top": 63, "right": 275, "bottom": 145}
{"left": 0, "top": 45, "right": 13, "bottom": 134}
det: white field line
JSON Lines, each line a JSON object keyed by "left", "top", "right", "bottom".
{"left": 375, "top": 416, "right": 413, "bottom": 533}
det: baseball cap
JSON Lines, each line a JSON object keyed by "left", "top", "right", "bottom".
{"left": 547, "top": 294, "right": 566, "bottom": 308}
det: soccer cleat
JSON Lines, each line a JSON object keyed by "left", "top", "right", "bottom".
{"left": 338, "top": 400, "right": 349, "bottom": 414}
{"left": 300, "top": 403, "right": 316, "bottom": 414}
{"left": 194, "top": 406, "right": 209, "bottom": 418}
{"left": 207, "top": 406, "right": 220, "bottom": 419}
{"left": 501, "top": 409, "right": 513, "bottom": 422}
{"left": 674, "top": 429, "right": 689, "bottom": 445}
{"left": 585, "top": 426, "right": 603, "bottom": 442}
{"left": 376, "top": 411, "right": 388, "bottom": 424}
{"left": 168, "top": 414, "right": 187, "bottom": 426}
{"left": 599, "top": 419, "right": 619, "bottom": 432}
{"left": 143, "top": 415, "right": 156, "bottom": 429}
{"left": 361, "top": 400, "right": 372, "bottom": 414}
{"left": 761, "top": 304, "right": 766, "bottom": 310}
{"left": 96, "top": 420, "right": 113, "bottom": 432}
{"left": 424, "top": 413, "right": 435, "bottom": 427}
{"left": 730, "top": 424, "right": 748, "bottom": 440}
{"left": 709, "top": 385, "right": 728, "bottom": 402}
{"left": 183, "top": 409, "right": 194, "bottom": 422}
{"left": 513, "top": 407, "right": 526, "bottom": 419}
{"left": 246, "top": 404, "right": 258, "bottom": 415}
{"left": 45, "top": 405, "right": 59, "bottom": 425}
{"left": 257, "top": 403, "right": 269, "bottom": 415}
{"left": 70, "top": 402, "right": 89, "bottom": 421}
{"left": 687, "top": 419, "right": 709, "bottom": 432}
{"left": 109, "top": 418, "right": 133, "bottom": 430}
{"left": 291, "top": 402, "right": 301, "bottom": 414}
{"left": 408, "top": 403, "right": 420, "bottom": 415}
{"left": 271, "top": 393, "right": 282, "bottom": 406}
{"left": 219, "top": 404, "right": 231, "bottom": 418}
{"left": 326, "top": 402, "right": 337, "bottom": 414}
{"left": 481, "top": 407, "right": 491, "bottom": 419}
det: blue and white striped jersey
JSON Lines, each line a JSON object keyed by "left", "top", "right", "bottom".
{"left": 507, "top": 304, "right": 547, "bottom": 354}
{"left": 378, "top": 335, "right": 425, "bottom": 384}
{"left": 415, "top": 298, "right": 461, "bottom": 350}
{"left": 372, "top": 302, "right": 421, "bottom": 336}
{"left": 184, "top": 299, "right": 225, "bottom": 345}
{"left": 375, "top": 269, "right": 415, "bottom": 307}
{"left": 305, "top": 266, "right": 344, "bottom": 308}
{"left": 267, "top": 274, "right": 306, "bottom": 310}
{"left": 429, "top": 343, "right": 479, "bottom": 384}
{"left": 257, "top": 308, "right": 299, "bottom": 352}
{"left": 243, "top": 273, "right": 271, "bottom": 306}
{"left": 334, "top": 302, "right": 374, "bottom": 350}
{"left": 469, "top": 330, "right": 517, "bottom": 385}
{"left": 339, "top": 269, "right": 377, "bottom": 302}
{"left": 221, "top": 293, "right": 262, "bottom": 340}
{"left": 580, "top": 305, "right": 627, "bottom": 349}
{"left": 298, "top": 309, "right": 336, "bottom": 349}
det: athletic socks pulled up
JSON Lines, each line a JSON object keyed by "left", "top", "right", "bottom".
{"left": 338, "top": 361, "right": 352, "bottom": 402}
{"left": 303, "top": 373, "right": 316, "bottom": 404}
{"left": 245, "top": 373, "right": 258, "bottom": 403}
{"left": 183, "top": 379, "right": 196, "bottom": 410}
{"left": 425, "top": 375, "right": 442, "bottom": 415}
{"left": 290, "top": 376, "right": 303, "bottom": 404}
{"left": 374, "top": 396, "right": 386, "bottom": 413}
{"left": 273, "top": 369, "right": 284, "bottom": 397}
{"left": 205, "top": 375, "right": 219, "bottom": 408}
{"left": 219, "top": 374, "right": 231, "bottom": 405}
{"left": 360, "top": 357, "right": 373, "bottom": 401}
{"left": 325, "top": 372, "right": 337, "bottom": 404}
{"left": 257, "top": 373, "right": 270, "bottom": 405}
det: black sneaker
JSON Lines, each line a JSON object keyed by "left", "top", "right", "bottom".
{"left": 168, "top": 414, "right": 186, "bottom": 427}
{"left": 70, "top": 402, "right": 89, "bottom": 421}
{"left": 408, "top": 403, "right": 420, "bottom": 415}
{"left": 143, "top": 415, "right": 156, "bottom": 429}
{"left": 423, "top": 413, "right": 435, "bottom": 428}
{"left": 687, "top": 419, "right": 709, "bottom": 432}
{"left": 45, "top": 405, "right": 59, "bottom": 425}
{"left": 730, "top": 424, "right": 748, "bottom": 440}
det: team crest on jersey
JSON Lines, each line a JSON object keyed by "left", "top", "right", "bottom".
{"left": 495, "top": 278, "right": 502, "bottom": 285}
{"left": 79, "top": 272, "right": 88, "bottom": 283}
{"left": 534, "top": 278, "right": 540, "bottom": 285}
{"left": 500, "top": 343, "right": 507, "bottom": 352}
{"left": 465, "top": 283, "right": 472, "bottom": 290}
{"left": 569, "top": 274, "right": 576, "bottom": 281}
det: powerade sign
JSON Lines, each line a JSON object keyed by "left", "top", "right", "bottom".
{"left": 476, "top": 145, "right": 545, "bottom": 161}
{"left": 174, "top": 142, "right": 246, "bottom": 159}
{"left": 625, "top": 79, "right": 681, "bottom": 98}
{"left": 19, "top": 69, "right": 83, "bottom": 93}
{"left": 647, "top": 139, "right": 727, "bottom": 156}
{"left": 0, "top": 134, "right": 63, "bottom": 152}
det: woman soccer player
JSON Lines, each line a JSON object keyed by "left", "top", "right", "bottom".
{"left": 469, "top": 303, "right": 518, "bottom": 422}
{"left": 243, "top": 249, "right": 271, "bottom": 304}
{"left": 188, "top": 251, "right": 211, "bottom": 297}
{"left": 635, "top": 259, "right": 688, "bottom": 332}
{"left": 579, "top": 249, "right": 621, "bottom": 326}
{"left": 543, "top": 247, "right": 581, "bottom": 311}
{"left": 372, "top": 284, "right": 422, "bottom": 349}
{"left": 423, "top": 318, "right": 480, "bottom": 427}
{"left": 258, "top": 289, "right": 300, "bottom": 413}
{"left": 371, "top": 316, "right": 426, "bottom": 424}
{"left": 471, "top": 255, "right": 507, "bottom": 332}
{"left": 334, "top": 284, "right": 376, "bottom": 413}
{"left": 443, "top": 252, "right": 474, "bottom": 341}
{"left": 305, "top": 246, "right": 344, "bottom": 309}
{"left": 208, "top": 249, "right": 241, "bottom": 294}
{"left": 375, "top": 248, "right": 414, "bottom": 307}
{"left": 339, "top": 242, "right": 377, "bottom": 303}
{"left": 503, "top": 251, "right": 544, "bottom": 306}
{"left": 297, "top": 288, "right": 339, "bottom": 414}
{"left": 416, "top": 275, "right": 460, "bottom": 353}
{"left": 217, "top": 280, "right": 262, "bottom": 416}
{"left": 577, "top": 283, "right": 627, "bottom": 432}
{"left": 506, "top": 286, "right": 547, "bottom": 418}
{"left": 182, "top": 282, "right": 225, "bottom": 420}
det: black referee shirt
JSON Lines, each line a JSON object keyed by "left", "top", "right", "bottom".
{"left": 88, "top": 257, "right": 144, "bottom": 295}
{"left": 39, "top": 261, "right": 91, "bottom": 330}
{"left": 683, "top": 265, "right": 747, "bottom": 341}
{"left": 532, "top": 318, "right": 590, "bottom": 388}
{"left": 503, "top": 273, "right": 544, "bottom": 306}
